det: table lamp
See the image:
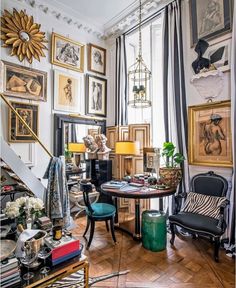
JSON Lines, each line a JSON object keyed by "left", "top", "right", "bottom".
{"left": 115, "top": 141, "right": 140, "bottom": 176}
{"left": 68, "top": 142, "right": 86, "bottom": 168}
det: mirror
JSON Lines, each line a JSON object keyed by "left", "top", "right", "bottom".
{"left": 54, "top": 114, "right": 106, "bottom": 157}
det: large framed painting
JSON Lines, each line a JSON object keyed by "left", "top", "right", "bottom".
{"left": 51, "top": 33, "right": 84, "bottom": 72}
{"left": 9, "top": 101, "right": 39, "bottom": 142}
{"left": 88, "top": 44, "right": 106, "bottom": 75}
{"left": 1, "top": 61, "right": 47, "bottom": 101}
{"left": 190, "top": 0, "right": 232, "bottom": 46}
{"left": 54, "top": 70, "right": 81, "bottom": 113}
{"left": 85, "top": 74, "right": 107, "bottom": 117}
{"left": 188, "top": 100, "right": 232, "bottom": 167}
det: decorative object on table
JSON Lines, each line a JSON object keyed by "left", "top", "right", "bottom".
{"left": 36, "top": 216, "right": 52, "bottom": 231}
{"left": 192, "top": 39, "right": 211, "bottom": 74}
{"left": 0, "top": 239, "right": 16, "bottom": 260}
{"left": 68, "top": 142, "right": 86, "bottom": 169}
{"left": 0, "top": 256, "right": 21, "bottom": 287}
{"left": 51, "top": 32, "right": 84, "bottom": 72}
{"left": 147, "top": 176, "right": 157, "bottom": 185}
{"left": 1, "top": 61, "right": 47, "bottom": 101}
{"left": 205, "top": 39, "right": 231, "bottom": 72}
{"left": 8, "top": 101, "right": 39, "bottom": 143}
{"left": 52, "top": 225, "right": 63, "bottom": 241}
{"left": 88, "top": 43, "right": 106, "bottom": 75}
{"left": 128, "top": 0, "right": 151, "bottom": 108}
{"left": 0, "top": 8, "right": 47, "bottom": 63}
{"left": 4, "top": 196, "right": 44, "bottom": 228}
{"left": 85, "top": 74, "right": 107, "bottom": 117}
{"left": 189, "top": 0, "right": 232, "bottom": 46}
{"left": 188, "top": 100, "right": 232, "bottom": 167}
{"left": 95, "top": 134, "right": 111, "bottom": 160}
{"left": 115, "top": 141, "right": 140, "bottom": 176}
{"left": 53, "top": 69, "right": 82, "bottom": 113}
{"left": 143, "top": 147, "right": 161, "bottom": 175}
{"left": 48, "top": 269, "right": 130, "bottom": 288}
{"left": 83, "top": 135, "right": 98, "bottom": 159}
{"left": 44, "top": 235, "right": 81, "bottom": 266}
{"left": 38, "top": 246, "right": 52, "bottom": 275}
{"left": 43, "top": 156, "right": 71, "bottom": 228}
{"left": 19, "top": 243, "right": 38, "bottom": 280}
{"left": 159, "top": 142, "right": 185, "bottom": 188}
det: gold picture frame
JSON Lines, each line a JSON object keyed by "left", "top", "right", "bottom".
{"left": 51, "top": 33, "right": 84, "bottom": 73}
{"left": 88, "top": 43, "right": 106, "bottom": 75}
{"left": 9, "top": 101, "right": 39, "bottom": 143}
{"left": 188, "top": 100, "right": 232, "bottom": 167}
{"left": 1, "top": 61, "right": 47, "bottom": 101}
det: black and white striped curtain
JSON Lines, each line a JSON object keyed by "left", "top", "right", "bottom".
{"left": 162, "top": 0, "right": 190, "bottom": 194}
{"left": 115, "top": 35, "right": 128, "bottom": 126}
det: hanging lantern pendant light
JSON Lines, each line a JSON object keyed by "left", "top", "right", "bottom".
{"left": 128, "top": 0, "right": 152, "bottom": 108}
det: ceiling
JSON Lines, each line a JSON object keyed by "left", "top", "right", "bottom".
{"left": 53, "top": 0, "right": 136, "bottom": 27}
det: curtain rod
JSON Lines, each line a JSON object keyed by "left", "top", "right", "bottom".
{"left": 124, "top": 0, "right": 175, "bottom": 36}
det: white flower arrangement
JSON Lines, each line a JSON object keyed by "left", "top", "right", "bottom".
{"left": 4, "top": 196, "right": 44, "bottom": 219}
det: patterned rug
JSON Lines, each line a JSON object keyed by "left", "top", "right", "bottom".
{"left": 48, "top": 270, "right": 130, "bottom": 287}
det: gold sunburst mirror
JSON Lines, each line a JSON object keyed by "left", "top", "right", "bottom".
{"left": 0, "top": 8, "right": 47, "bottom": 63}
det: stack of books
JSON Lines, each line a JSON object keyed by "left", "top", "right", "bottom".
{"left": 0, "top": 258, "right": 21, "bottom": 287}
{"left": 37, "top": 216, "right": 52, "bottom": 231}
{"left": 45, "top": 236, "right": 81, "bottom": 266}
{"left": 102, "top": 181, "right": 127, "bottom": 189}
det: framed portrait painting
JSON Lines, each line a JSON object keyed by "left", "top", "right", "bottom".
{"left": 188, "top": 100, "right": 232, "bottom": 167}
{"left": 190, "top": 0, "right": 232, "bottom": 46}
{"left": 9, "top": 101, "right": 39, "bottom": 142}
{"left": 1, "top": 61, "right": 47, "bottom": 101}
{"left": 51, "top": 33, "right": 84, "bottom": 72}
{"left": 88, "top": 44, "right": 106, "bottom": 75}
{"left": 86, "top": 74, "right": 107, "bottom": 117}
{"left": 54, "top": 70, "right": 81, "bottom": 113}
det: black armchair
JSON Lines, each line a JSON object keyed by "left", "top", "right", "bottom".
{"left": 169, "top": 171, "right": 229, "bottom": 262}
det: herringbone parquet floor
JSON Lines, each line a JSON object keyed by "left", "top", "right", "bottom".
{"left": 72, "top": 212, "right": 235, "bottom": 288}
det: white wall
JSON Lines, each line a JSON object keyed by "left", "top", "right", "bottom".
{"left": 181, "top": 0, "right": 232, "bottom": 183}
{"left": 0, "top": 0, "right": 110, "bottom": 181}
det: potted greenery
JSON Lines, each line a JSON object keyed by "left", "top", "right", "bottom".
{"left": 159, "top": 142, "right": 185, "bottom": 187}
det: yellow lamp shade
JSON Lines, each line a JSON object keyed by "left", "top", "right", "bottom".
{"left": 68, "top": 143, "right": 86, "bottom": 153}
{"left": 115, "top": 141, "right": 140, "bottom": 156}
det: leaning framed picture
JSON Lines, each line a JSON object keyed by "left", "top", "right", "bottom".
{"left": 143, "top": 147, "right": 161, "bottom": 173}
{"left": 85, "top": 74, "right": 107, "bottom": 117}
{"left": 188, "top": 100, "right": 232, "bottom": 167}
{"left": 88, "top": 44, "right": 106, "bottom": 75}
{"left": 1, "top": 61, "right": 47, "bottom": 101}
{"left": 189, "top": 0, "right": 232, "bottom": 46}
{"left": 9, "top": 101, "right": 39, "bottom": 143}
{"left": 51, "top": 32, "right": 84, "bottom": 72}
{"left": 54, "top": 70, "right": 81, "bottom": 113}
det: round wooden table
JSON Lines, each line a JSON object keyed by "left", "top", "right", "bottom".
{"left": 101, "top": 183, "right": 176, "bottom": 240}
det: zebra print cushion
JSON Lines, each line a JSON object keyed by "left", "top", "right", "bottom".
{"left": 181, "top": 192, "right": 228, "bottom": 219}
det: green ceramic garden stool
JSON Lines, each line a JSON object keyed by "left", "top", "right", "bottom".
{"left": 141, "top": 210, "right": 167, "bottom": 252}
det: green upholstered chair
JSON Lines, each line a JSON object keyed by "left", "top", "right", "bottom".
{"left": 80, "top": 182, "right": 117, "bottom": 249}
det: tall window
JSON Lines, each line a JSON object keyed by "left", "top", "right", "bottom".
{"left": 126, "top": 15, "right": 165, "bottom": 148}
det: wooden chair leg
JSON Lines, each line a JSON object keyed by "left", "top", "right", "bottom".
{"left": 214, "top": 237, "right": 220, "bottom": 262}
{"left": 105, "top": 220, "right": 110, "bottom": 232}
{"left": 86, "top": 220, "right": 95, "bottom": 249}
{"left": 110, "top": 217, "right": 117, "bottom": 243}
{"left": 83, "top": 217, "right": 90, "bottom": 237}
{"left": 170, "top": 222, "right": 175, "bottom": 245}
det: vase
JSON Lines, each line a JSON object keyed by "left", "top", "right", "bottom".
{"left": 159, "top": 167, "right": 182, "bottom": 188}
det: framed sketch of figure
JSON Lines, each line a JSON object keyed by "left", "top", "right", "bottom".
{"left": 88, "top": 44, "right": 106, "bottom": 75}
{"left": 86, "top": 74, "right": 107, "bottom": 117}
{"left": 54, "top": 70, "right": 81, "bottom": 113}
{"left": 188, "top": 100, "right": 232, "bottom": 167}
{"left": 190, "top": 0, "right": 232, "bottom": 46}
{"left": 51, "top": 33, "right": 84, "bottom": 72}
{"left": 9, "top": 101, "right": 39, "bottom": 142}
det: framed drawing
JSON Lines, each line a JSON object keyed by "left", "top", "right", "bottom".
{"left": 88, "top": 44, "right": 106, "bottom": 75}
{"left": 1, "top": 61, "right": 47, "bottom": 101}
{"left": 206, "top": 39, "right": 231, "bottom": 72}
{"left": 85, "top": 74, "right": 107, "bottom": 117}
{"left": 9, "top": 101, "right": 39, "bottom": 142}
{"left": 51, "top": 33, "right": 84, "bottom": 72}
{"left": 188, "top": 100, "right": 232, "bottom": 167}
{"left": 190, "top": 0, "right": 232, "bottom": 46}
{"left": 54, "top": 70, "right": 81, "bottom": 113}
{"left": 143, "top": 147, "right": 160, "bottom": 173}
